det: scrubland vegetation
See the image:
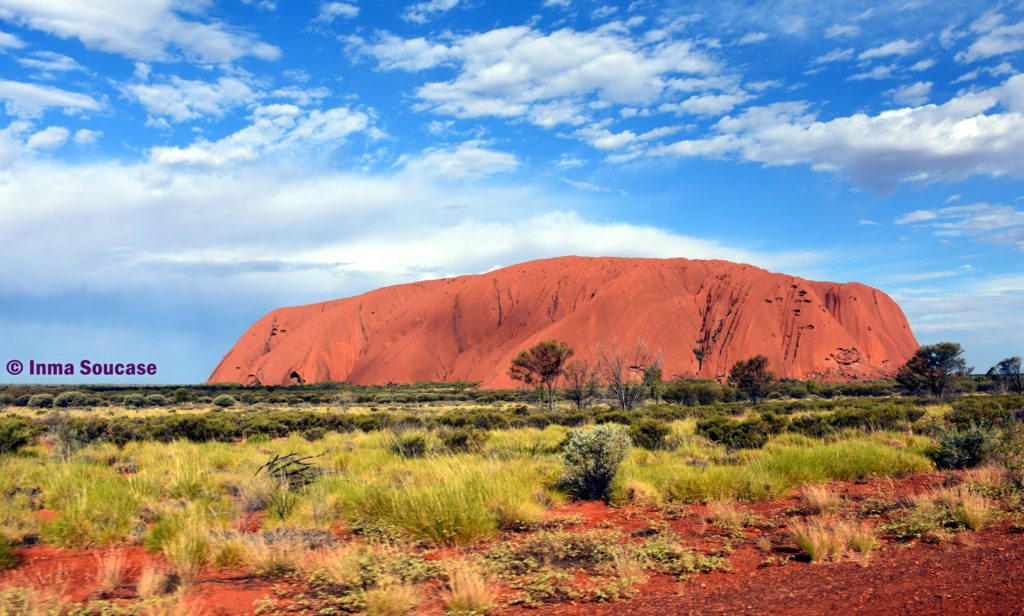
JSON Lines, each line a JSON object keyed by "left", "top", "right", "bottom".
{"left": 1, "top": 346, "right": 1023, "bottom": 613}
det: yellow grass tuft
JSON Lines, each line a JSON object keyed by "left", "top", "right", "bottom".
{"left": 365, "top": 580, "right": 419, "bottom": 616}
{"left": 789, "top": 519, "right": 878, "bottom": 562}
{"left": 94, "top": 551, "right": 127, "bottom": 594}
{"left": 800, "top": 485, "right": 841, "bottom": 516}
{"left": 442, "top": 560, "right": 497, "bottom": 615}
{"left": 136, "top": 565, "right": 173, "bottom": 600}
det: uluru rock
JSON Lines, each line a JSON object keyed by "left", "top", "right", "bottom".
{"left": 208, "top": 256, "right": 919, "bottom": 387}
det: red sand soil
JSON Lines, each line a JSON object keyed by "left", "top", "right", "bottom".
{"left": 6, "top": 473, "right": 1023, "bottom": 615}
{"left": 0, "top": 547, "right": 278, "bottom": 614}
{"left": 208, "top": 256, "right": 918, "bottom": 387}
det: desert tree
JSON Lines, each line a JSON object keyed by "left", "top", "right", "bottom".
{"left": 563, "top": 359, "right": 599, "bottom": 411}
{"left": 508, "top": 340, "right": 575, "bottom": 411}
{"left": 988, "top": 356, "right": 1023, "bottom": 394}
{"left": 896, "top": 342, "right": 969, "bottom": 397}
{"left": 645, "top": 365, "right": 665, "bottom": 405}
{"left": 728, "top": 355, "right": 775, "bottom": 402}
{"left": 597, "top": 339, "right": 662, "bottom": 411}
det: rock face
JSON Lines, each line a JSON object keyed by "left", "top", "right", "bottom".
{"left": 208, "top": 256, "right": 919, "bottom": 387}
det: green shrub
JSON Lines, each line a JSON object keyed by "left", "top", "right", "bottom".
{"left": 123, "top": 394, "right": 146, "bottom": 408}
{"left": 212, "top": 395, "right": 236, "bottom": 408}
{"left": 145, "top": 394, "right": 168, "bottom": 406}
{"left": 174, "top": 388, "right": 196, "bottom": 403}
{"left": 930, "top": 426, "right": 998, "bottom": 469}
{"left": 595, "top": 411, "right": 631, "bottom": 425}
{"left": 0, "top": 535, "right": 16, "bottom": 571}
{"left": 559, "top": 424, "right": 631, "bottom": 501}
{"left": 26, "top": 394, "right": 54, "bottom": 408}
{"left": 440, "top": 428, "right": 487, "bottom": 454}
{"left": 0, "top": 418, "right": 30, "bottom": 454}
{"left": 53, "top": 391, "right": 90, "bottom": 408}
{"left": 628, "top": 418, "right": 670, "bottom": 450}
{"left": 695, "top": 416, "right": 775, "bottom": 449}
{"left": 302, "top": 427, "right": 327, "bottom": 442}
{"left": 949, "top": 398, "right": 1011, "bottom": 428}
{"left": 387, "top": 431, "right": 430, "bottom": 458}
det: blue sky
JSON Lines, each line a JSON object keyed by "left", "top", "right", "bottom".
{"left": 1, "top": 0, "right": 1022, "bottom": 383}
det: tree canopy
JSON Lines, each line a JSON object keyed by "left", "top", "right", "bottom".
{"left": 508, "top": 340, "right": 575, "bottom": 411}
{"left": 728, "top": 355, "right": 776, "bottom": 402}
{"left": 896, "top": 342, "right": 969, "bottom": 397}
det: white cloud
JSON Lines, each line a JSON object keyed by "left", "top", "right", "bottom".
{"left": 149, "top": 104, "right": 372, "bottom": 167}
{"left": 909, "top": 58, "right": 935, "bottom": 71}
{"left": 0, "top": 121, "right": 73, "bottom": 166}
{"left": 591, "top": 5, "right": 618, "bottom": 20}
{"left": 886, "top": 81, "right": 932, "bottom": 106}
{"left": 848, "top": 63, "right": 897, "bottom": 81}
{"left": 0, "top": 79, "right": 101, "bottom": 116}
{"left": 652, "top": 75, "right": 1024, "bottom": 191}
{"left": 0, "top": 152, "right": 816, "bottom": 302}
{"left": 825, "top": 24, "right": 860, "bottom": 38}
{"left": 123, "top": 76, "right": 257, "bottom": 122}
{"left": 347, "top": 33, "right": 453, "bottom": 71}
{"left": 24, "top": 125, "right": 68, "bottom": 150}
{"left": 73, "top": 128, "right": 101, "bottom": 144}
{"left": 778, "top": 15, "right": 806, "bottom": 35}
{"left": 895, "top": 202, "right": 1024, "bottom": 251}
{"left": 402, "top": 0, "right": 460, "bottom": 24}
{"left": 16, "top": 51, "right": 86, "bottom": 77}
{"left": 543, "top": 0, "right": 570, "bottom": 7}
{"left": 957, "top": 12, "right": 1024, "bottom": 63}
{"left": 561, "top": 176, "right": 625, "bottom": 195}
{"left": 0, "top": 0, "right": 280, "bottom": 63}
{"left": 554, "top": 153, "right": 585, "bottom": 168}
{"left": 361, "top": 26, "right": 718, "bottom": 130}
{"left": 0, "top": 28, "right": 25, "bottom": 48}
{"left": 660, "top": 92, "right": 753, "bottom": 116}
{"left": 396, "top": 140, "right": 519, "bottom": 179}
{"left": 858, "top": 38, "right": 922, "bottom": 61}
{"left": 316, "top": 2, "right": 359, "bottom": 22}
{"left": 894, "top": 210, "right": 938, "bottom": 224}
{"left": 812, "top": 48, "right": 854, "bottom": 65}
{"left": 737, "top": 31, "right": 768, "bottom": 45}
{"left": 570, "top": 122, "right": 681, "bottom": 152}
{"left": 952, "top": 69, "right": 979, "bottom": 84}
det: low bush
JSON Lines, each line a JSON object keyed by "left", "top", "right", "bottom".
{"left": 695, "top": 416, "right": 776, "bottom": 449}
{"left": 558, "top": 424, "right": 631, "bottom": 501}
{"left": 949, "top": 397, "right": 1014, "bottom": 428}
{"left": 212, "top": 395, "right": 237, "bottom": 408}
{"left": 123, "top": 394, "right": 146, "bottom": 408}
{"left": 302, "top": 427, "right": 328, "bottom": 442}
{"left": 439, "top": 428, "right": 487, "bottom": 454}
{"left": 0, "top": 535, "right": 16, "bottom": 571}
{"left": 53, "top": 391, "right": 90, "bottom": 408}
{"left": 0, "top": 417, "right": 31, "bottom": 454}
{"left": 929, "top": 425, "right": 998, "bottom": 469}
{"left": 146, "top": 394, "right": 168, "bottom": 406}
{"left": 386, "top": 431, "right": 430, "bottom": 458}
{"left": 628, "top": 418, "right": 670, "bottom": 450}
{"left": 26, "top": 393, "right": 54, "bottom": 408}
{"left": 636, "top": 531, "right": 727, "bottom": 577}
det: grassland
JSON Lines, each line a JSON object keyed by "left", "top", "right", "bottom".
{"left": 0, "top": 387, "right": 1023, "bottom": 614}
